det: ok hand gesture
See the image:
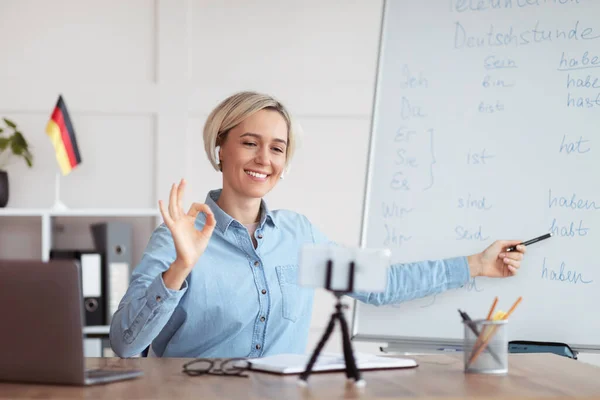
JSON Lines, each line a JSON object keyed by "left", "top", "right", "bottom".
{"left": 159, "top": 179, "right": 216, "bottom": 270}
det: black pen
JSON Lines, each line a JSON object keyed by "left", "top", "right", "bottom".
{"left": 505, "top": 233, "right": 552, "bottom": 252}
{"left": 458, "top": 309, "right": 503, "bottom": 365}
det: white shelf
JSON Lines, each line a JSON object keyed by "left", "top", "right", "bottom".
{"left": 0, "top": 208, "right": 48, "bottom": 216}
{"left": 83, "top": 325, "right": 110, "bottom": 335}
{"left": 0, "top": 207, "right": 161, "bottom": 261}
{"left": 0, "top": 208, "right": 161, "bottom": 217}
{"left": 50, "top": 209, "right": 161, "bottom": 217}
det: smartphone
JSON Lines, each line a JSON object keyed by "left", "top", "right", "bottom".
{"left": 298, "top": 244, "right": 390, "bottom": 293}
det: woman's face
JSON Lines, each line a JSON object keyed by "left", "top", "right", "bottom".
{"left": 219, "top": 109, "right": 288, "bottom": 200}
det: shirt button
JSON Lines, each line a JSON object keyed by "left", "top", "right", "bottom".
{"left": 254, "top": 261, "right": 260, "bottom": 267}
{"left": 156, "top": 296, "right": 162, "bottom": 302}
{"left": 260, "top": 316, "right": 266, "bottom": 322}
{"left": 257, "top": 233, "right": 263, "bottom": 239}
{"left": 256, "top": 344, "right": 261, "bottom": 350}
{"left": 261, "top": 289, "right": 267, "bottom": 295}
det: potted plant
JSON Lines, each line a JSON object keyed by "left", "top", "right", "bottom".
{"left": 0, "top": 118, "right": 34, "bottom": 207}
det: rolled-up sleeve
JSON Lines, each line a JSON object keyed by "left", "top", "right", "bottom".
{"left": 109, "top": 224, "right": 188, "bottom": 358}
{"left": 306, "top": 217, "right": 471, "bottom": 306}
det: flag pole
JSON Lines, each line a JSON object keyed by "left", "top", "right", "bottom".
{"left": 52, "top": 171, "right": 68, "bottom": 211}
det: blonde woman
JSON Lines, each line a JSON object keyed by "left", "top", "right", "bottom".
{"left": 110, "top": 91, "right": 526, "bottom": 358}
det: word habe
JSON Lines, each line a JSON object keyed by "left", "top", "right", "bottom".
{"left": 558, "top": 51, "right": 600, "bottom": 71}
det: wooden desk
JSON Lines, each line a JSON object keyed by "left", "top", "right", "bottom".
{"left": 1, "top": 354, "right": 599, "bottom": 399}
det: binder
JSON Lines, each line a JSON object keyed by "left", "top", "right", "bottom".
{"left": 83, "top": 338, "right": 103, "bottom": 357}
{"left": 102, "top": 338, "right": 116, "bottom": 357}
{"left": 90, "top": 222, "right": 133, "bottom": 325}
{"left": 50, "top": 249, "right": 105, "bottom": 326}
{"left": 83, "top": 338, "right": 115, "bottom": 358}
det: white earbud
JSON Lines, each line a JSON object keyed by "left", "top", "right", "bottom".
{"left": 280, "top": 171, "right": 285, "bottom": 180}
{"left": 215, "top": 146, "right": 221, "bottom": 165}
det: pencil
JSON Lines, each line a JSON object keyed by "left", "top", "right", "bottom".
{"left": 468, "top": 297, "right": 523, "bottom": 367}
{"left": 503, "top": 296, "right": 522, "bottom": 319}
{"left": 486, "top": 297, "right": 498, "bottom": 320}
{"left": 470, "top": 297, "right": 499, "bottom": 361}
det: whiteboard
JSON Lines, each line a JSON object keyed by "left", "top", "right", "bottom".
{"left": 353, "top": 0, "right": 600, "bottom": 351}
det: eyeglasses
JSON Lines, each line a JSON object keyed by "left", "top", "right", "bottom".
{"left": 182, "top": 358, "right": 250, "bottom": 378}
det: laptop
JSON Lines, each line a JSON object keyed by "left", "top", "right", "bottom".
{"left": 0, "top": 259, "right": 143, "bottom": 385}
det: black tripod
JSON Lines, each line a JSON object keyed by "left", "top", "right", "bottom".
{"left": 298, "top": 260, "right": 363, "bottom": 386}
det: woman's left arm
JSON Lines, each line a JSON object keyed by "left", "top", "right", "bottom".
{"left": 349, "top": 240, "right": 525, "bottom": 306}
{"left": 306, "top": 217, "right": 526, "bottom": 306}
{"left": 349, "top": 239, "right": 526, "bottom": 306}
{"left": 350, "top": 256, "right": 469, "bottom": 305}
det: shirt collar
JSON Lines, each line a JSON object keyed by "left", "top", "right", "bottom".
{"left": 204, "top": 189, "right": 277, "bottom": 234}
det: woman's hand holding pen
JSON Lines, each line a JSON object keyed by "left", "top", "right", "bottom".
{"left": 467, "top": 240, "right": 526, "bottom": 278}
{"left": 159, "top": 178, "right": 217, "bottom": 290}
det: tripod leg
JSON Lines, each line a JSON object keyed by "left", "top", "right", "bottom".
{"left": 337, "top": 313, "right": 352, "bottom": 380}
{"left": 299, "top": 313, "right": 336, "bottom": 383}
{"left": 339, "top": 309, "right": 363, "bottom": 386}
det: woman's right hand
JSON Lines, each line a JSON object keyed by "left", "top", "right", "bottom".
{"left": 159, "top": 179, "right": 216, "bottom": 271}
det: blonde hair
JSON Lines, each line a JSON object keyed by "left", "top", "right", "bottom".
{"left": 203, "top": 91, "right": 300, "bottom": 172}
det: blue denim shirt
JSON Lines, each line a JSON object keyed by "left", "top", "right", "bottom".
{"left": 109, "top": 189, "right": 470, "bottom": 358}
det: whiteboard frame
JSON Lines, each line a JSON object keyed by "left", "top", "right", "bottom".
{"left": 351, "top": 0, "right": 388, "bottom": 340}
{"left": 349, "top": 0, "right": 600, "bottom": 354}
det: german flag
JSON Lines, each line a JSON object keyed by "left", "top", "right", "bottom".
{"left": 45, "top": 95, "right": 82, "bottom": 175}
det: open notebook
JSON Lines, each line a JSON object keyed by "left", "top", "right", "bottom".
{"left": 246, "top": 352, "right": 418, "bottom": 375}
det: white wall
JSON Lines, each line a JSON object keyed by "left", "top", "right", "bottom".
{"left": 0, "top": 0, "right": 385, "bottom": 354}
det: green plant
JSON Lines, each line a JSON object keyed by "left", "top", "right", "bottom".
{"left": 0, "top": 118, "right": 33, "bottom": 169}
